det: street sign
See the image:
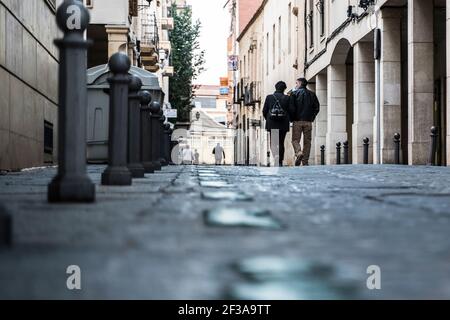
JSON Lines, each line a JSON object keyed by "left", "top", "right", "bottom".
{"left": 228, "top": 55, "right": 238, "bottom": 71}
{"left": 164, "top": 108, "right": 178, "bottom": 118}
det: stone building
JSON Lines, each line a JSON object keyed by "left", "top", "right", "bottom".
{"left": 305, "top": 0, "right": 450, "bottom": 166}
{"left": 233, "top": 0, "right": 450, "bottom": 167}
{"left": 231, "top": 0, "right": 303, "bottom": 166}
{"left": 63, "top": 0, "right": 174, "bottom": 105}
{"left": 0, "top": 0, "right": 59, "bottom": 171}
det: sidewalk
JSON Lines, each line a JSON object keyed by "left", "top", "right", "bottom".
{"left": 1, "top": 164, "right": 450, "bottom": 299}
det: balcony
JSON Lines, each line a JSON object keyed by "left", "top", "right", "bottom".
{"left": 159, "top": 41, "right": 172, "bottom": 53}
{"left": 141, "top": 14, "right": 159, "bottom": 69}
{"left": 163, "top": 66, "right": 174, "bottom": 77}
{"left": 161, "top": 17, "right": 174, "bottom": 30}
{"left": 250, "top": 81, "right": 262, "bottom": 104}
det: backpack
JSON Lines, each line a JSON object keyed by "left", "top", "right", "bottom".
{"left": 269, "top": 94, "right": 287, "bottom": 121}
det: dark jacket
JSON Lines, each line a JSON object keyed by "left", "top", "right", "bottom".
{"left": 263, "top": 91, "right": 290, "bottom": 132}
{"left": 289, "top": 87, "right": 320, "bottom": 122}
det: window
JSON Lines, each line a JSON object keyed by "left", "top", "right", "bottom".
{"left": 272, "top": 24, "right": 275, "bottom": 69}
{"left": 44, "top": 121, "right": 54, "bottom": 164}
{"left": 288, "top": 3, "right": 292, "bottom": 54}
{"left": 278, "top": 17, "right": 282, "bottom": 64}
{"left": 318, "top": 0, "right": 325, "bottom": 37}
{"left": 266, "top": 33, "right": 269, "bottom": 75}
{"left": 308, "top": 0, "right": 314, "bottom": 48}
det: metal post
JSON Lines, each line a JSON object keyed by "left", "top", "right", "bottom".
{"left": 363, "top": 137, "right": 370, "bottom": 165}
{"left": 320, "top": 145, "right": 325, "bottom": 165}
{"left": 150, "top": 102, "right": 162, "bottom": 171}
{"left": 48, "top": 0, "right": 95, "bottom": 202}
{"left": 139, "top": 91, "right": 154, "bottom": 173}
{"left": 343, "top": 141, "right": 349, "bottom": 165}
{"left": 159, "top": 115, "right": 168, "bottom": 167}
{"left": 428, "top": 126, "right": 438, "bottom": 166}
{"left": 127, "top": 75, "right": 145, "bottom": 178}
{"left": 336, "top": 142, "right": 341, "bottom": 165}
{"left": 101, "top": 53, "right": 132, "bottom": 186}
{"left": 394, "top": 133, "right": 401, "bottom": 165}
{"left": 163, "top": 123, "right": 171, "bottom": 166}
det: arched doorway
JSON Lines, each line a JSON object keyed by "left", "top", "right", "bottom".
{"left": 326, "top": 38, "right": 353, "bottom": 164}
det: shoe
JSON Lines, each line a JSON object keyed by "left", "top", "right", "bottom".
{"left": 295, "top": 154, "right": 303, "bottom": 167}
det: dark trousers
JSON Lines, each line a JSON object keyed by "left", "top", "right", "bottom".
{"left": 269, "top": 130, "right": 288, "bottom": 166}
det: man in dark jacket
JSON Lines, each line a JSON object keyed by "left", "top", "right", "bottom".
{"left": 263, "top": 81, "right": 290, "bottom": 167}
{"left": 289, "top": 78, "right": 320, "bottom": 166}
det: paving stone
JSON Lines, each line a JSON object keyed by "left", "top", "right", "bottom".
{"left": 1, "top": 164, "right": 450, "bottom": 299}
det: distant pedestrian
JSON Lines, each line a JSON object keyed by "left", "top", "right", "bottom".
{"left": 263, "top": 81, "right": 290, "bottom": 167}
{"left": 194, "top": 149, "right": 200, "bottom": 165}
{"left": 182, "top": 145, "right": 194, "bottom": 165}
{"left": 212, "top": 143, "right": 225, "bottom": 165}
{"left": 289, "top": 78, "right": 320, "bottom": 166}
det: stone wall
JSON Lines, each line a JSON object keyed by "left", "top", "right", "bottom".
{"left": 0, "top": 0, "right": 59, "bottom": 170}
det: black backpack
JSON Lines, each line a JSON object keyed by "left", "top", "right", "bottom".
{"left": 269, "top": 94, "right": 287, "bottom": 121}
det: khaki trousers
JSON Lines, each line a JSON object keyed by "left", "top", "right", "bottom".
{"left": 292, "top": 121, "right": 313, "bottom": 164}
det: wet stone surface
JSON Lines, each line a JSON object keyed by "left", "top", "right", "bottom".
{"left": 0, "top": 164, "right": 450, "bottom": 299}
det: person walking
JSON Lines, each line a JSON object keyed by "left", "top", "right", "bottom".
{"left": 182, "top": 145, "right": 194, "bottom": 165}
{"left": 289, "top": 78, "right": 320, "bottom": 166}
{"left": 212, "top": 143, "right": 225, "bottom": 165}
{"left": 194, "top": 149, "right": 200, "bottom": 165}
{"left": 263, "top": 81, "right": 290, "bottom": 167}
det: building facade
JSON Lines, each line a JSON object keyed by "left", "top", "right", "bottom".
{"left": 305, "top": 0, "right": 449, "bottom": 166}
{"left": 68, "top": 0, "right": 174, "bottom": 105}
{"left": 232, "top": 0, "right": 304, "bottom": 166}
{"left": 193, "top": 85, "right": 229, "bottom": 125}
{"left": 0, "top": 0, "right": 59, "bottom": 171}
{"left": 233, "top": 0, "right": 450, "bottom": 167}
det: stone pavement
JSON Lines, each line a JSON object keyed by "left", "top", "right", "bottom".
{"left": 1, "top": 164, "right": 450, "bottom": 299}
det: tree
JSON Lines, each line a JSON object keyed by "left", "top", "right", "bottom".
{"left": 169, "top": 4, "right": 205, "bottom": 123}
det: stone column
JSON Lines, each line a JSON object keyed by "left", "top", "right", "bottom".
{"left": 408, "top": 0, "right": 434, "bottom": 164}
{"left": 327, "top": 64, "right": 348, "bottom": 164}
{"left": 378, "top": 8, "right": 402, "bottom": 164}
{"left": 353, "top": 41, "right": 375, "bottom": 164}
{"left": 314, "top": 73, "right": 328, "bottom": 164}
{"left": 105, "top": 25, "right": 129, "bottom": 58}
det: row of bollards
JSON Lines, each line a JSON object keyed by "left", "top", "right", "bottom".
{"left": 321, "top": 126, "right": 439, "bottom": 166}
{"left": 48, "top": 1, "right": 173, "bottom": 203}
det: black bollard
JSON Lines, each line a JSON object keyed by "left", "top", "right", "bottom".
{"left": 150, "top": 102, "right": 163, "bottom": 171}
{"left": 320, "top": 145, "right": 325, "bottom": 165}
{"left": 139, "top": 91, "right": 154, "bottom": 173}
{"left": 127, "top": 76, "right": 145, "bottom": 178}
{"left": 394, "top": 133, "right": 401, "bottom": 165}
{"left": 101, "top": 53, "right": 132, "bottom": 186}
{"left": 0, "top": 206, "right": 12, "bottom": 248}
{"left": 343, "top": 141, "right": 349, "bottom": 165}
{"left": 428, "top": 126, "right": 438, "bottom": 166}
{"left": 163, "top": 123, "right": 172, "bottom": 166}
{"left": 159, "top": 115, "right": 168, "bottom": 167}
{"left": 336, "top": 142, "right": 341, "bottom": 165}
{"left": 48, "top": 0, "right": 95, "bottom": 203}
{"left": 363, "top": 137, "right": 370, "bottom": 165}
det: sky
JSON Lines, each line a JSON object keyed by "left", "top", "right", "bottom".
{"left": 188, "top": 0, "right": 230, "bottom": 85}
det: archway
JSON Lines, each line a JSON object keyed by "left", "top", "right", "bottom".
{"left": 326, "top": 38, "right": 353, "bottom": 164}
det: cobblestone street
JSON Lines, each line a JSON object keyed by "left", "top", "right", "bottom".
{"left": 1, "top": 165, "right": 450, "bottom": 299}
